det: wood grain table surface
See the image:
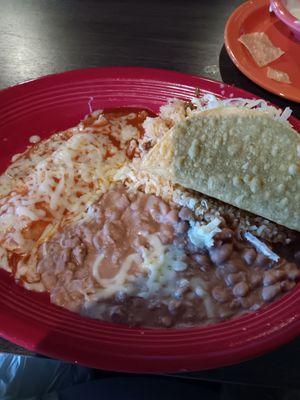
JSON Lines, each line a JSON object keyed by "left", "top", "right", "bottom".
{"left": 0, "top": 0, "right": 299, "bottom": 388}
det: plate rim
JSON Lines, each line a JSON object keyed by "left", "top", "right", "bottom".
{"left": 0, "top": 66, "right": 299, "bottom": 373}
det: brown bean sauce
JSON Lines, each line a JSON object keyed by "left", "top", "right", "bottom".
{"left": 37, "top": 184, "right": 300, "bottom": 328}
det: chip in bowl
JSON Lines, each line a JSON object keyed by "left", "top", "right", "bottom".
{"left": 238, "top": 32, "right": 285, "bottom": 67}
{"left": 267, "top": 66, "right": 291, "bottom": 83}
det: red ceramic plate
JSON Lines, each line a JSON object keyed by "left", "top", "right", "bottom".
{"left": 225, "top": 0, "right": 300, "bottom": 103}
{"left": 0, "top": 67, "right": 299, "bottom": 373}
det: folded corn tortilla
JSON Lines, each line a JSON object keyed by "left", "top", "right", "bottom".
{"left": 142, "top": 107, "right": 300, "bottom": 231}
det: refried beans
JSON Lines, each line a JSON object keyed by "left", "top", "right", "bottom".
{"left": 37, "top": 184, "right": 300, "bottom": 328}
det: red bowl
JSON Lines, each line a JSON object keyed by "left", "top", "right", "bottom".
{"left": 0, "top": 67, "right": 299, "bottom": 373}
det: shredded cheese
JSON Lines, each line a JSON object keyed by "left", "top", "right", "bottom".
{"left": 191, "top": 94, "right": 292, "bottom": 122}
{"left": 188, "top": 218, "right": 222, "bottom": 249}
{"left": 244, "top": 232, "right": 279, "bottom": 262}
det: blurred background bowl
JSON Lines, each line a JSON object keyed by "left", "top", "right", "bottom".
{"left": 270, "top": 0, "right": 300, "bottom": 41}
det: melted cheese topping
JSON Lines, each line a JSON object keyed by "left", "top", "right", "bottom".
{"left": 91, "top": 252, "right": 142, "bottom": 300}
{"left": 139, "top": 234, "right": 188, "bottom": 297}
{"left": 0, "top": 110, "right": 143, "bottom": 284}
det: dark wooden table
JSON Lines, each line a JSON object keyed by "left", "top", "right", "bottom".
{"left": 0, "top": 0, "right": 299, "bottom": 389}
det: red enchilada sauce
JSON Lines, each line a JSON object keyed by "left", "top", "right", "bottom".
{"left": 83, "top": 107, "right": 153, "bottom": 160}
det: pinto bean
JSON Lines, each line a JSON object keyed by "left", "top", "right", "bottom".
{"left": 172, "top": 237, "right": 186, "bottom": 249}
{"left": 199, "top": 264, "right": 210, "bottom": 273}
{"left": 178, "top": 207, "right": 194, "bottom": 221}
{"left": 280, "top": 280, "right": 296, "bottom": 292}
{"left": 66, "top": 261, "right": 77, "bottom": 271}
{"left": 164, "top": 209, "right": 179, "bottom": 224}
{"left": 192, "top": 253, "right": 211, "bottom": 266}
{"left": 249, "top": 273, "right": 263, "bottom": 288}
{"left": 174, "top": 285, "right": 189, "bottom": 299}
{"left": 225, "top": 273, "right": 239, "bottom": 287}
{"left": 215, "top": 228, "right": 234, "bottom": 243}
{"left": 228, "top": 298, "right": 240, "bottom": 310}
{"left": 261, "top": 283, "right": 281, "bottom": 301}
{"left": 186, "top": 240, "right": 199, "bottom": 254}
{"left": 232, "top": 282, "right": 250, "bottom": 297}
{"left": 108, "top": 306, "right": 126, "bottom": 323}
{"left": 250, "top": 303, "right": 261, "bottom": 311}
{"left": 225, "top": 272, "right": 246, "bottom": 287}
{"left": 175, "top": 221, "right": 188, "bottom": 234}
{"left": 263, "top": 270, "right": 286, "bottom": 286}
{"left": 237, "top": 297, "right": 251, "bottom": 308}
{"left": 159, "top": 316, "right": 173, "bottom": 327}
{"left": 168, "top": 300, "right": 181, "bottom": 314}
{"left": 145, "top": 194, "right": 157, "bottom": 209}
{"left": 158, "top": 200, "right": 170, "bottom": 216}
{"left": 147, "top": 197, "right": 170, "bottom": 221}
{"left": 159, "top": 225, "right": 174, "bottom": 244}
{"left": 184, "top": 308, "right": 197, "bottom": 321}
{"left": 209, "top": 243, "right": 233, "bottom": 265}
{"left": 130, "top": 200, "right": 139, "bottom": 211}
{"left": 50, "top": 287, "right": 67, "bottom": 308}
{"left": 114, "top": 193, "right": 130, "bottom": 210}
{"left": 178, "top": 279, "right": 189, "bottom": 289}
{"left": 255, "top": 253, "right": 272, "bottom": 269}
{"left": 285, "top": 263, "right": 300, "bottom": 281}
{"left": 212, "top": 286, "right": 231, "bottom": 303}
{"left": 242, "top": 248, "right": 257, "bottom": 266}
{"left": 223, "top": 257, "right": 245, "bottom": 273}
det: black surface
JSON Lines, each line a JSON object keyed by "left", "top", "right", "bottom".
{"left": 178, "top": 338, "right": 300, "bottom": 389}
{"left": 0, "top": 0, "right": 299, "bottom": 388}
{"left": 58, "top": 377, "right": 297, "bottom": 400}
{"left": 0, "top": 0, "right": 299, "bottom": 117}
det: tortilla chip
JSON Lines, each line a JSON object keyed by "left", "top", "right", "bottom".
{"left": 238, "top": 32, "right": 285, "bottom": 67}
{"left": 267, "top": 67, "right": 291, "bottom": 83}
{"left": 142, "top": 108, "right": 300, "bottom": 231}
